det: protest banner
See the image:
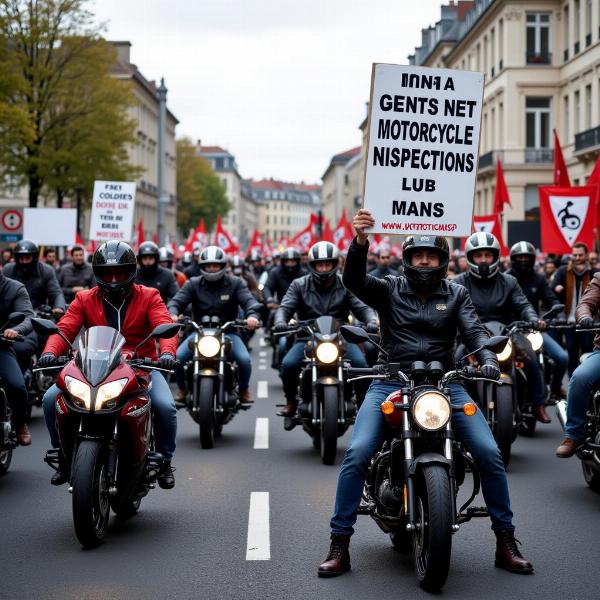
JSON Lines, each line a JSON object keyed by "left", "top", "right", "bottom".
{"left": 363, "top": 64, "right": 484, "bottom": 237}
{"left": 89, "top": 181, "right": 136, "bottom": 242}
{"left": 23, "top": 208, "right": 76, "bottom": 245}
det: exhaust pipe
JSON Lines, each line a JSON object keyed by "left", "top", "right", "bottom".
{"left": 556, "top": 400, "right": 568, "bottom": 432}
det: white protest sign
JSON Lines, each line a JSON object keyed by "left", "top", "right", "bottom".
{"left": 363, "top": 64, "right": 484, "bottom": 237}
{"left": 89, "top": 181, "right": 136, "bottom": 242}
{"left": 23, "top": 208, "right": 76, "bottom": 245}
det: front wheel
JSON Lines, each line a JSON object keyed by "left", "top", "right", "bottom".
{"left": 320, "top": 386, "right": 339, "bottom": 465}
{"left": 71, "top": 440, "right": 110, "bottom": 548}
{"left": 0, "top": 448, "right": 12, "bottom": 476}
{"left": 582, "top": 461, "right": 600, "bottom": 492}
{"left": 493, "top": 385, "right": 514, "bottom": 468}
{"left": 198, "top": 377, "right": 216, "bottom": 449}
{"left": 413, "top": 464, "right": 453, "bottom": 592}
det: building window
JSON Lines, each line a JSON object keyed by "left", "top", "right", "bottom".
{"left": 490, "top": 27, "right": 496, "bottom": 77}
{"left": 525, "top": 97, "right": 552, "bottom": 161}
{"left": 221, "top": 177, "right": 227, "bottom": 191}
{"left": 266, "top": 215, "right": 269, "bottom": 225}
{"left": 498, "top": 19, "right": 504, "bottom": 70}
{"left": 586, "top": 0, "right": 592, "bottom": 45}
{"left": 525, "top": 185, "right": 540, "bottom": 221}
{"left": 215, "top": 157, "right": 224, "bottom": 169}
{"left": 575, "top": 90, "right": 581, "bottom": 133}
{"left": 564, "top": 5, "right": 570, "bottom": 61}
{"left": 526, "top": 13, "right": 551, "bottom": 64}
{"left": 575, "top": 0, "right": 581, "bottom": 53}
{"left": 586, "top": 84, "right": 592, "bottom": 129}
{"left": 499, "top": 102, "right": 504, "bottom": 147}
{"left": 564, "top": 95, "right": 570, "bottom": 140}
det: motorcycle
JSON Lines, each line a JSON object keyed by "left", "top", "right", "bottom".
{"left": 275, "top": 316, "right": 358, "bottom": 465}
{"left": 180, "top": 316, "right": 254, "bottom": 449}
{"left": 31, "top": 317, "right": 180, "bottom": 548}
{"left": 556, "top": 323, "right": 600, "bottom": 492}
{"left": 341, "top": 324, "right": 508, "bottom": 591}
{"left": 0, "top": 312, "right": 26, "bottom": 475}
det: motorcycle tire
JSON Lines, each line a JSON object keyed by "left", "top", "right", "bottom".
{"left": 111, "top": 496, "right": 141, "bottom": 519}
{"left": 71, "top": 440, "right": 110, "bottom": 548}
{"left": 581, "top": 462, "right": 600, "bottom": 492}
{"left": 320, "top": 386, "right": 339, "bottom": 465}
{"left": 198, "top": 378, "right": 216, "bottom": 449}
{"left": 493, "top": 385, "right": 513, "bottom": 468}
{"left": 0, "top": 448, "right": 12, "bottom": 476}
{"left": 413, "top": 464, "right": 453, "bottom": 592}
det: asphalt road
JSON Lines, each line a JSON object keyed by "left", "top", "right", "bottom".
{"left": 2, "top": 333, "right": 599, "bottom": 600}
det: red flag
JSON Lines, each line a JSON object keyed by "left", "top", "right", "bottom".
{"left": 322, "top": 218, "right": 334, "bottom": 242}
{"left": 246, "top": 230, "right": 263, "bottom": 255}
{"left": 185, "top": 218, "right": 209, "bottom": 252}
{"left": 587, "top": 156, "right": 600, "bottom": 187}
{"left": 75, "top": 232, "right": 85, "bottom": 248}
{"left": 290, "top": 219, "right": 316, "bottom": 252}
{"left": 263, "top": 236, "right": 274, "bottom": 257}
{"left": 152, "top": 231, "right": 159, "bottom": 245}
{"left": 493, "top": 159, "right": 511, "bottom": 214}
{"left": 135, "top": 219, "right": 144, "bottom": 251}
{"left": 539, "top": 185, "right": 597, "bottom": 253}
{"left": 553, "top": 129, "right": 571, "bottom": 187}
{"left": 472, "top": 214, "right": 509, "bottom": 256}
{"left": 213, "top": 216, "right": 238, "bottom": 253}
{"left": 332, "top": 210, "right": 354, "bottom": 251}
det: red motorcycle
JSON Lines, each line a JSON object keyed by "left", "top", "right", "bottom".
{"left": 32, "top": 318, "right": 180, "bottom": 548}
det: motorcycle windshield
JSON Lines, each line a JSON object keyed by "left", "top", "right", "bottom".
{"left": 78, "top": 326, "right": 125, "bottom": 386}
{"left": 314, "top": 316, "right": 339, "bottom": 340}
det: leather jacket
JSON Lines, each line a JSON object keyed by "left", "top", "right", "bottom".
{"left": 58, "top": 262, "right": 96, "bottom": 303}
{"left": 343, "top": 239, "right": 497, "bottom": 371}
{"left": 576, "top": 273, "right": 600, "bottom": 349}
{"left": 274, "top": 272, "right": 377, "bottom": 331}
{"left": 453, "top": 271, "right": 538, "bottom": 325}
{"left": 167, "top": 274, "right": 262, "bottom": 323}
{"left": 0, "top": 273, "right": 34, "bottom": 338}
{"left": 3, "top": 261, "right": 65, "bottom": 310}
{"left": 505, "top": 269, "right": 559, "bottom": 314}
{"left": 135, "top": 265, "right": 179, "bottom": 303}
{"left": 263, "top": 264, "right": 308, "bottom": 303}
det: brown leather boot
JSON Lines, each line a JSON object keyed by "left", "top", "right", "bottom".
{"left": 318, "top": 534, "right": 351, "bottom": 577}
{"left": 556, "top": 438, "right": 581, "bottom": 458}
{"left": 279, "top": 401, "right": 297, "bottom": 417}
{"left": 174, "top": 389, "right": 187, "bottom": 407}
{"left": 17, "top": 424, "right": 31, "bottom": 446}
{"left": 534, "top": 405, "right": 551, "bottom": 423}
{"left": 494, "top": 530, "right": 533, "bottom": 574}
{"left": 240, "top": 390, "right": 253, "bottom": 404}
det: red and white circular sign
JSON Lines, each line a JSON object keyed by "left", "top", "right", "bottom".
{"left": 1, "top": 210, "right": 22, "bottom": 232}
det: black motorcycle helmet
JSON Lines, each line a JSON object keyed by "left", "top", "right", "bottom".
{"left": 509, "top": 241, "right": 536, "bottom": 274}
{"left": 13, "top": 239, "right": 39, "bottom": 275}
{"left": 402, "top": 235, "right": 449, "bottom": 291}
{"left": 92, "top": 241, "right": 137, "bottom": 301}
{"left": 158, "top": 246, "right": 174, "bottom": 269}
{"left": 281, "top": 246, "right": 301, "bottom": 275}
{"left": 308, "top": 242, "right": 339, "bottom": 286}
{"left": 137, "top": 241, "right": 159, "bottom": 275}
{"left": 230, "top": 255, "right": 246, "bottom": 276}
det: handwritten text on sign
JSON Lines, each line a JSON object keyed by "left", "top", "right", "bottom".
{"left": 363, "top": 64, "right": 484, "bottom": 237}
{"left": 89, "top": 181, "right": 136, "bottom": 242}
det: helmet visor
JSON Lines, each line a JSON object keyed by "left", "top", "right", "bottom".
{"left": 95, "top": 265, "right": 135, "bottom": 284}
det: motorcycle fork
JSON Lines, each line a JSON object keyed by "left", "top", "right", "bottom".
{"left": 402, "top": 392, "right": 416, "bottom": 528}
{"left": 311, "top": 363, "right": 319, "bottom": 426}
{"left": 106, "top": 419, "right": 119, "bottom": 495}
{"left": 337, "top": 363, "right": 345, "bottom": 425}
{"left": 444, "top": 421, "right": 459, "bottom": 530}
{"left": 217, "top": 343, "right": 226, "bottom": 411}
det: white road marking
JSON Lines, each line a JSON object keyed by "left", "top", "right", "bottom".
{"left": 258, "top": 365, "right": 267, "bottom": 370}
{"left": 253, "top": 418, "right": 269, "bottom": 449}
{"left": 259, "top": 338, "right": 267, "bottom": 347}
{"left": 259, "top": 351, "right": 267, "bottom": 358}
{"left": 246, "top": 492, "right": 270, "bottom": 560}
{"left": 257, "top": 380, "right": 269, "bottom": 398}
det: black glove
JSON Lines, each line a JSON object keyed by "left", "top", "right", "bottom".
{"left": 273, "top": 322, "right": 289, "bottom": 334}
{"left": 481, "top": 364, "right": 501, "bottom": 381}
{"left": 158, "top": 353, "right": 177, "bottom": 370}
{"left": 366, "top": 322, "right": 379, "bottom": 334}
{"left": 529, "top": 319, "right": 540, "bottom": 330}
{"left": 38, "top": 353, "right": 57, "bottom": 368}
{"left": 579, "top": 316, "right": 595, "bottom": 329}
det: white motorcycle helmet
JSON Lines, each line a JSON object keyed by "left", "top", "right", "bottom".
{"left": 308, "top": 242, "right": 339, "bottom": 285}
{"left": 465, "top": 232, "right": 501, "bottom": 279}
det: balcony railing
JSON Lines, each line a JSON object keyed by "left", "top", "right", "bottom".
{"left": 525, "top": 148, "right": 554, "bottom": 163}
{"left": 526, "top": 51, "right": 552, "bottom": 65}
{"left": 564, "top": 48, "right": 569, "bottom": 62}
{"left": 478, "top": 150, "right": 495, "bottom": 169}
{"left": 574, "top": 41, "right": 580, "bottom": 54}
{"left": 586, "top": 33, "right": 592, "bottom": 47}
{"left": 575, "top": 125, "right": 600, "bottom": 152}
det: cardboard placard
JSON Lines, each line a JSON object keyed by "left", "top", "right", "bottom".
{"left": 23, "top": 208, "right": 76, "bottom": 245}
{"left": 89, "top": 181, "right": 136, "bottom": 242}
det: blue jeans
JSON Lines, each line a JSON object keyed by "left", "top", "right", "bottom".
{"left": 565, "top": 348, "right": 600, "bottom": 440}
{"left": 175, "top": 333, "right": 251, "bottom": 393}
{"left": 0, "top": 349, "right": 28, "bottom": 425}
{"left": 43, "top": 370, "right": 177, "bottom": 459}
{"left": 542, "top": 332, "right": 568, "bottom": 393}
{"left": 281, "top": 341, "right": 368, "bottom": 401}
{"left": 330, "top": 381, "right": 513, "bottom": 535}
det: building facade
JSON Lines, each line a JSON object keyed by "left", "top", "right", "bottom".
{"left": 321, "top": 146, "right": 362, "bottom": 225}
{"left": 409, "top": 0, "right": 600, "bottom": 247}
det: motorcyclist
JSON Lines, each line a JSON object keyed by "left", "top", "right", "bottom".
{"left": 0, "top": 271, "right": 35, "bottom": 445}
{"left": 247, "top": 249, "right": 266, "bottom": 279}
{"left": 453, "top": 232, "right": 551, "bottom": 424}
{"left": 556, "top": 272, "right": 600, "bottom": 457}
{"left": 135, "top": 241, "right": 179, "bottom": 303}
{"left": 58, "top": 245, "right": 96, "bottom": 303}
{"left": 43, "top": 247, "right": 61, "bottom": 273}
{"left": 3, "top": 240, "right": 66, "bottom": 372}
{"left": 183, "top": 249, "right": 202, "bottom": 279}
{"left": 158, "top": 246, "right": 187, "bottom": 288}
{"left": 507, "top": 241, "right": 568, "bottom": 399}
{"left": 177, "top": 250, "right": 193, "bottom": 273}
{"left": 317, "top": 209, "right": 533, "bottom": 578}
{"left": 167, "top": 246, "right": 262, "bottom": 405}
{"left": 38, "top": 241, "right": 179, "bottom": 489}
{"left": 368, "top": 247, "right": 398, "bottom": 278}
{"left": 273, "top": 241, "right": 377, "bottom": 419}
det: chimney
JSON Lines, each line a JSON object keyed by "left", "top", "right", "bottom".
{"left": 112, "top": 41, "right": 132, "bottom": 65}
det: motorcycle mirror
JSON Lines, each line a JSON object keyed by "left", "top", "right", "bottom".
{"left": 340, "top": 325, "right": 370, "bottom": 344}
{"left": 151, "top": 323, "right": 182, "bottom": 339}
{"left": 31, "top": 317, "right": 59, "bottom": 336}
{"left": 542, "top": 303, "right": 565, "bottom": 320}
{"left": 483, "top": 335, "right": 509, "bottom": 354}
{"left": 7, "top": 312, "right": 26, "bottom": 326}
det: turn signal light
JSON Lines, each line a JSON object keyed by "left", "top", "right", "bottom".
{"left": 463, "top": 403, "right": 477, "bottom": 417}
{"left": 381, "top": 400, "right": 395, "bottom": 415}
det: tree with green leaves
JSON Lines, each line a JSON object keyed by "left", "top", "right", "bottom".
{"left": 176, "top": 137, "right": 230, "bottom": 235}
{"left": 0, "top": 0, "right": 139, "bottom": 207}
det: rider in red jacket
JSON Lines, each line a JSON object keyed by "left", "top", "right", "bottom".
{"left": 39, "top": 241, "right": 179, "bottom": 489}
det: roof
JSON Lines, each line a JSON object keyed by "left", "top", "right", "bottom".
{"left": 198, "top": 145, "right": 229, "bottom": 154}
{"left": 249, "top": 178, "right": 321, "bottom": 192}
{"left": 322, "top": 146, "right": 362, "bottom": 180}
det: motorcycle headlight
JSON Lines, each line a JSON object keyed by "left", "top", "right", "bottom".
{"left": 412, "top": 391, "right": 451, "bottom": 431}
{"left": 96, "top": 378, "right": 128, "bottom": 409}
{"left": 526, "top": 331, "right": 543, "bottom": 352}
{"left": 315, "top": 342, "right": 339, "bottom": 364}
{"left": 496, "top": 339, "right": 513, "bottom": 362}
{"left": 65, "top": 376, "right": 91, "bottom": 410}
{"left": 197, "top": 335, "right": 221, "bottom": 358}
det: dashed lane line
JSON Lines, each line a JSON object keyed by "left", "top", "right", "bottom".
{"left": 257, "top": 380, "right": 269, "bottom": 398}
{"left": 253, "top": 418, "right": 269, "bottom": 449}
{"left": 246, "top": 492, "right": 270, "bottom": 560}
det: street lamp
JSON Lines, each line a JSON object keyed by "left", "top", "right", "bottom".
{"left": 157, "top": 78, "right": 168, "bottom": 246}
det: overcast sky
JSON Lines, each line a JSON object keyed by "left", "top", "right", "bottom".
{"left": 92, "top": 0, "right": 443, "bottom": 184}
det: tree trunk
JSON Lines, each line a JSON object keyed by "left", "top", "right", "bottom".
{"left": 56, "top": 189, "right": 64, "bottom": 208}
{"left": 28, "top": 173, "right": 41, "bottom": 208}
